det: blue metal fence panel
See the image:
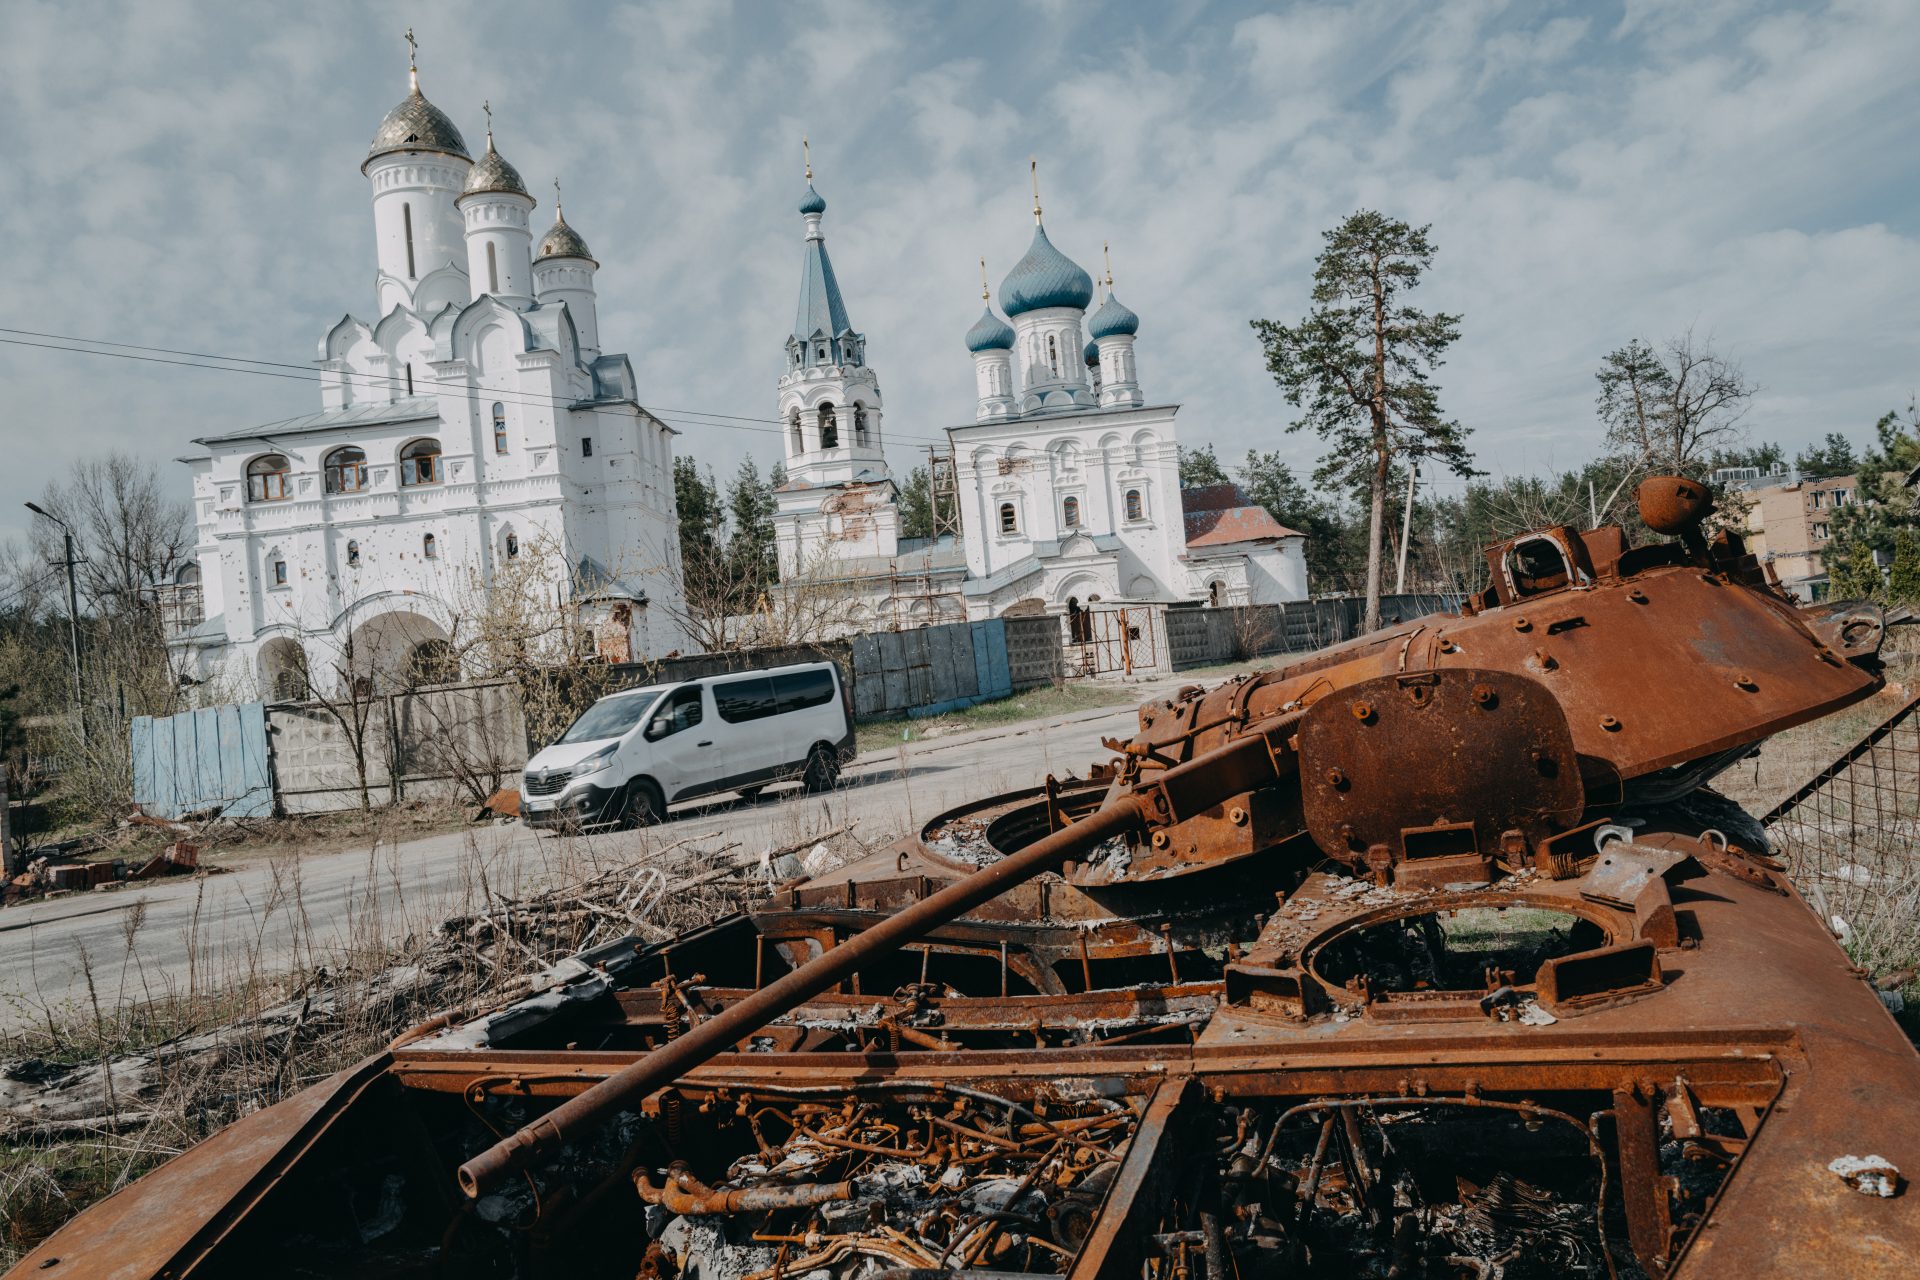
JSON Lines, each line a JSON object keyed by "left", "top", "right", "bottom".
{"left": 972, "top": 619, "right": 1012, "bottom": 700}
{"left": 131, "top": 701, "right": 273, "bottom": 820}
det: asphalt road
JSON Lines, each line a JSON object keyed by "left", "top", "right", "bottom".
{"left": 0, "top": 678, "right": 1198, "bottom": 1031}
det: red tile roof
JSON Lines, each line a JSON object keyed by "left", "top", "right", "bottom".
{"left": 1181, "top": 483, "right": 1302, "bottom": 548}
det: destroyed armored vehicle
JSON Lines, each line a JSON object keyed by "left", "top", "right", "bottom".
{"left": 15, "top": 478, "right": 1920, "bottom": 1279}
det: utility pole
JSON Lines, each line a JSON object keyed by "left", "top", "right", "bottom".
{"left": 24, "top": 502, "right": 84, "bottom": 745}
{"left": 1393, "top": 462, "right": 1419, "bottom": 596}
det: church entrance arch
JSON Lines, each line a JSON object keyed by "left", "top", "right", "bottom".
{"left": 340, "top": 610, "right": 450, "bottom": 696}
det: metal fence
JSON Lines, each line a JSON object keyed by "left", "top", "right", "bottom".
{"left": 130, "top": 702, "right": 274, "bottom": 820}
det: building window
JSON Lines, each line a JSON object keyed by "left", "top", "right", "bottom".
{"left": 492, "top": 402, "right": 507, "bottom": 453}
{"left": 423, "top": 532, "right": 438, "bottom": 560}
{"left": 1836, "top": 489, "right": 1854, "bottom": 505}
{"left": 1124, "top": 488, "right": 1144, "bottom": 522}
{"left": 1811, "top": 490, "right": 1825, "bottom": 509}
{"left": 1046, "top": 334, "right": 1059, "bottom": 376}
{"left": 272, "top": 558, "right": 288, "bottom": 585}
{"left": 486, "top": 241, "right": 499, "bottom": 294}
{"left": 324, "top": 446, "right": 368, "bottom": 494}
{"left": 819, "top": 403, "right": 838, "bottom": 450}
{"left": 581, "top": 436, "right": 593, "bottom": 458}
{"left": 1812, "top": 521, "right": 1830, "bottom": 540}
{"left": 853, "top": 402, "right": 869, "bottom": 447}
{"left": 505, "top": 531, "right": 519, "bottom": 559}
{"left": 346, "top": 540, "right": 360, "bottom": 567}
{"left": 1062, "top": 496, "right": 1081, "bottom": 528}
{"left": 403, "top": 202, "right": 416, "bottom": 279}
{"left": 400, "top": 438, "right": 441, "bottom": 486}
{"left": 246, "top": 454, "right": 291, "bottom": 503}
{"left": 999, "top": 502, "right": 1018, "bottom": 534}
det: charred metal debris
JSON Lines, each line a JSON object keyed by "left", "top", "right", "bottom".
{"left": 15, "top": 477, "right": 1920, "bottom": 1279}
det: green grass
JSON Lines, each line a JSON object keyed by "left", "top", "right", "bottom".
{"left": 855, "top": 683, "right": 1136, "bottom": 756}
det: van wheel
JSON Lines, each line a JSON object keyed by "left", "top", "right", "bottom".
{"left": 802, "top": 745, "right": 839, "bottom": 794}
{"left": 623, "top": 780, "right": 665, "bottom": 828}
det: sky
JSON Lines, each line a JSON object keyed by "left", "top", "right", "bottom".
{"left": 1, "top": 0, "right": 1917, "bottom": 549}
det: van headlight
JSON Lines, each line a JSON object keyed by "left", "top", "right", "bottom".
{"left": 572, "top": 744, "right": 619, "bottom": 779}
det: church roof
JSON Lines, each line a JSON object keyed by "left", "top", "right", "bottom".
{"left": 193, "top": 397, "right": 440, "bottom": 447}
{"left": 365, "top": 86, "right": 471, "bottom": 170}
{"left": 1088, "top": 290, "right": 1139, "bottom": 338}
{"left": 461, "top": 135, "right": 530, "bottom": 199}
{"left": 965, "top": 306, "right": 1015, "bottom": 353}
{"left": 1181, "top": 483, "right": 1303, "bottom": 547}
{"left": 537, "top": 209, "right": 595, "bottom": 263}
{"left": 794, "top": 208, "right": 852, "bottom": 342}
{"left": 798, "top": 182, "right": 827, "bottom": 215}
{"left": 999, "top": 223, "right": 1094, "bottom": 317}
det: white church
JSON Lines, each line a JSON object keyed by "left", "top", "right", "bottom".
{"left": 168, "top": 49, "right": 686, "bottom": 698}
{"left": 770, "top": 165, "right": 1307, "bottom": 626}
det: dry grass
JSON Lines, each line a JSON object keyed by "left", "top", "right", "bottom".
{"left": 0, "top": 807, "right": 864, "bottom": 1266}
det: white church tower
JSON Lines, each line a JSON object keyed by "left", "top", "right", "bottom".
{"left": 772, "top": 147, "right": 899, "bottom": 579}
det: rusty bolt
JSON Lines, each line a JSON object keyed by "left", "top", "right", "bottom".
{"left": 1512, "top": 616, "right": 1532, "bottom": 632}
{"left": 1532, "top": 649, "right": 1557, "bottom": 671}
{"left": 1150, "top": 830, "right": 1170, "bottom": 849}
{"left": 1471, "top": 684, "right": 1496, "bottom": 707}
{"left": 1735, "top": 674, "right": 1758, "bottom": 692}
{"left": 1228, "top": 805, "right": 1249, "bottom": 826}
{"left": 1600, "top": 715, "right": 1622, "bottom": 732}
{"left": 1628, "top": 588, "right": 1649, "bottom": 603}
{"left": 1325, "top": 767, "right": 1347, "bottom": 789}
{"left": 1351, "top": 700, "right": 1374, "bottom": 721}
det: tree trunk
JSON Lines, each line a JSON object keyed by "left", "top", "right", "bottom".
{"left": 1364, "top": 250, "right": 1389, "bottom": 634}
{"left": 1365, "top": 446, "right": 1387, "bottom": 634}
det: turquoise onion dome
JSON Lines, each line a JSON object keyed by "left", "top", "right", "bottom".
{"left": 966, "top": 307, "right": 1015, "bottom": 353}
{"left": 799, "top": 183, "right": 827, "bottom": 215}
{"left": 1084, "top": 338, "right": 1099, "bottom": 366}
{"left": 999, "top": 223, "right": 1095, "bottom": 317}
{"left": 1088, "top": 291, "right": 1139, "bottom": 339}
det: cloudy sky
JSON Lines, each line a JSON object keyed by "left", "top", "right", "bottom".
{"left": 2, "top": 0, "right": 1916, "bottom": 547}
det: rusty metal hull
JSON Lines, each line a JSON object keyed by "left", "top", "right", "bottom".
{"left": 14, "top": 512, "right": 1920, "bottom": 1279}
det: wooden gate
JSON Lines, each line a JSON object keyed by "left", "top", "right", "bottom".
{"left": 1066, "top": 606, "right": 1157, "bottom": 676}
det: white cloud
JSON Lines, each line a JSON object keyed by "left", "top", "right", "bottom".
{"left": 1, "top": 0, "right": 1916, "bottom": 552}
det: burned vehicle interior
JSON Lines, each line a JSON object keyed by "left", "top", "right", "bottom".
{"left": 19, "top": 476, "right": 1920, "bottom": 1280}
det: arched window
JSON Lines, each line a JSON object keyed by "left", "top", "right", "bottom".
{"left": 176, "top": 562, "right": 200, "bottom": 587}
{"left": 246, "top": 454, "right": 291, "bottom": 503}
{"left": 853, "top": 403, "right": 869, "bottom": 446}
{"left": 819, "top": 403, "right": 838, "bottom": 450}
{"left": 1046, "top": 334, "right": 1059, "bottom": 376}
{"left": 789, "top": 410, "right": 803, "bottom": 455}
{"left": 999, "top": 502, "right": 1018, "bottom": 534}
{"left": 1208, "top": 580, "right": 1223, "bottom": 607}
{"left": 400, "top": 439, "right": 441, "bottom": 486}
{"left": 422, "top": 532, "right": 438, "bottom": 560}
{"left": 346, "top": 540, "right": 360, "bottom": 567}
{"left": 402, "top": 202, "right": 416, "bottom": 279}
{"left": 324, "top": 446, "right": 367, "bottom": 494}
{"left": 1062, "top": 496, "right": 1081, "bottom": 528}
{"left": 504, "top": 531, "right": 520, "bottom": 559}
{"left": 1124, "top": 488, "right": 1144, "bottom": 522}
{"left": 492, "top": 402, "right": 508, "bottom": 454}
{"left": 486, "top": 241, "right": 500, "bottom": 294}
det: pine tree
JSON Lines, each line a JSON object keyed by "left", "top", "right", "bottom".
{"left": 1251, "top": 211, "right": 1474, "bottom": 632}
{"left": 1888, "top": 530, "right": 1920, "bottom": 603}
{"left": 672, "top": 457, "right": 723, "bottom": 575}
{"left": 897, "top": 466, "right": 935, "bottom": 541}
{"left": 725, "top": 457, "right": 778, "bottom": 592}
{"left": 1178, "top": 444, "right": 1229, "bottom": 489}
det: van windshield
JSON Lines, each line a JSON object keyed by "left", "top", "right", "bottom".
{"left": 555, "top": 688, "right": 661, "bottom": 745}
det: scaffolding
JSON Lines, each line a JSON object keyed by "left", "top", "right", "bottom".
{"left": 927, "top": 446, "right": 961, "bottom": 540}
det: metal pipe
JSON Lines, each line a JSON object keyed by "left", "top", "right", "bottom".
{"left": 457, "top": 795, "right": 1151, "bottom": 1196}
{"left": 633, "top": 1162, "right": 852, "bottom": 1215}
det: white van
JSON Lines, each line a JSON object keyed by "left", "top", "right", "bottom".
{"left": 520, "top": 662, "right": 854, "bottom": 830}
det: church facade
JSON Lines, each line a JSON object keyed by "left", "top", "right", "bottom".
{"left": 770, "top": 166, "right": 1307, "bottom": 628}
{"left": 169, "top": 51, "right": 686, "bottom": 698}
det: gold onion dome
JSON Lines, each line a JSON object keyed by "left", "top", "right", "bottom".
{"left": 364, "top": 85, "right": 470, "bottom": 170}
{"left": 537, "top": 208, "right": 595, "bottom": 264}
{"left": 461, "top": 133, "right": 530, "bottom": 199}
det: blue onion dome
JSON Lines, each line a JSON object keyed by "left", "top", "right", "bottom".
{"left": 966, "top": 306, "right": 1015, "bottom": 353}
{"left": 365, "top": 86, "right": 470, "bottom": 170}
{"left": 462, "top": 134, "right": 529, "bottom": 198}
{"left": 999, "top": 224, "right": 1094, "bottom": 317}
{"left": 536, "top": 208, "right": 595, "bottom": 264}
{"left": 1088, "top": 291, "right": 1139, "bottom": 339}
{"left": 799, "top": 183, "right": 827, "bottom": 215}
{"left": 1084, "top": 338, "right": 1099, "bottom": 366}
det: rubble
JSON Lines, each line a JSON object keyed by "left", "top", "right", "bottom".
{"left": 15, "top": 479, "right": 1920, "bottom": 1280}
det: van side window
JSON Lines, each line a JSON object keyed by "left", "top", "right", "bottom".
{"left": 713, "top": 675, "right": 777, "bottom": 723}
{"left": 775, "top": 668, "right": 835, "bottom": 713}
{"left": 660, "top": 685, "right": 703, "bottom": 735}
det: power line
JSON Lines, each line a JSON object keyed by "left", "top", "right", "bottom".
{"left": 0, "top": 326, "right": 960, "bottom": 448}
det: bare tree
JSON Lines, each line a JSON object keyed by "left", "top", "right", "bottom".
{"left": 1596, "top": 331, "right": 1754, "bottom": 476}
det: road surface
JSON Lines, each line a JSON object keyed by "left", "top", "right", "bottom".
{"left": 0, "top": 677, "right": 1201, "bottom": 1031}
